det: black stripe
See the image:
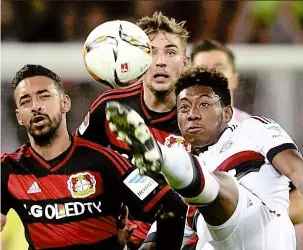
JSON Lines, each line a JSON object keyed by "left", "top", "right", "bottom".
{"left": 251, "top": 116, "right": 268, "bottom": 124}
{"left": 267, "top": 143, "right": 297, "bottom": 163}
{"left": 261, "top": 116, "right": 272, "bottom": 123}
{"left": 174, "top": 155, "right": 204, "bottom": 198}
{"left": 235, "top": 160, "right": 265, "bottom": 179}
{"left": 144, "top": 231, "right": 157, "bottom": 243}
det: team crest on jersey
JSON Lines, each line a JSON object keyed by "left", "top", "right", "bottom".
{"left": 67, "top": 172, "right": 96, "bottom": 198}
{"left": 164, "top": 135, "right": 191, "bottom": 152}
{"left": 78, "top": 112, "right": 90, "bottom": 135}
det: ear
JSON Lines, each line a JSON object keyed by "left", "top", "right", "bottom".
{"left": 224, "top": 105, "right": 233, "bottom": 123}
{"left": 229, "top": 72, "right": 239, "bottom": 91}
{"left": 15, "top": 109, "right": 23, "bottom": 126}
{"left": 182, "top": 55, "right": 190, "bottom": 70}
{"left": 61, "top": 95, "right": 71, "bottom": 114}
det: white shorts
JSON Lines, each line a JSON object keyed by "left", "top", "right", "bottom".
{"left": 196, "top": 180, "right": 296, "bottom": 250}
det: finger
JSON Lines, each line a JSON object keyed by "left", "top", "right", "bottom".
{"left": 128, "top": 223, "right": 138, "bottom": 232}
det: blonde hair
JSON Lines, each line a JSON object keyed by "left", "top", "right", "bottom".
{"left": 137, "top": 11, "right": 189, "bottom": 51}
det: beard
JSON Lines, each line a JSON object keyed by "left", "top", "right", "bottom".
{"left": 26, "top": 114, "right": 62, "bottom": 146}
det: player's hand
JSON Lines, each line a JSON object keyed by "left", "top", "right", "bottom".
{"left": 117, "top": 204, "right": 137, "bottom": 249}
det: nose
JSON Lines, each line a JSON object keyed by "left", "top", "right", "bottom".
{"left": 187, "top": 106, "right": 201, "bottom": 121}
{"left": 31, "top": 98, "right": 42, "bottom": 113}
{"left": 155, "top": 52, "right": 166, "bottom": 68}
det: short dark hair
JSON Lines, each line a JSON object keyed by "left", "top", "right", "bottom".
{"left": 12, "top": 64, "right": 65, "bottom": 94}
{"left": 175, "top": 66, "right": 231, "bottom": 107}
{"left": 191, "top": 40, "right": 235, "bottom": 71}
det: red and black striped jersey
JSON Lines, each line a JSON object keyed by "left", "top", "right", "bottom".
{"left": 76, "top": 83, "right": 191, "bottom": 159}
{"left": 76, "top": 84, "right": 189, "bottom": 248}
{"left": 1, "top": 136, "right": 177, "bottom": 250}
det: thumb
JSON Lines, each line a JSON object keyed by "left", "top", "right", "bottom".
{"left": 128, "top": 223, "right": 138, "bottom": 233}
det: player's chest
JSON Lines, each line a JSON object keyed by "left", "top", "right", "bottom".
{"left": 200, "top": 135, "right": 261, "bottom": 173}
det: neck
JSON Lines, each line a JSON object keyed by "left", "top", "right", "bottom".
{"left": 29, "top": 123, "right": 71, "bottom": 161}
{"left": 230, "top": 92, "right": 234, "bottom": 107}
{"left": 143, "top": 85, "right": 176, "bottom": 112}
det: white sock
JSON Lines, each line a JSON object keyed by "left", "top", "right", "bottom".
{"left": 159, "top": 144, "right": 220, "bottom": 205}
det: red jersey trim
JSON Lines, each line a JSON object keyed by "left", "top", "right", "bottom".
{"left": 143, "top": 185, "right": 171, "bottom": 212}
{"left": 90, "top": 84, "right": 142, "bottom": 113}
{"left": 76, "top": 138, "right": 131, "bottom": 175}
{"left": 215, "top": 151, "right": 264, "bottom": 172}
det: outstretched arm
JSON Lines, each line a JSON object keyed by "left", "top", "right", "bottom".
{"left": 272, "top": 149, "right": 303, "bottom": 195}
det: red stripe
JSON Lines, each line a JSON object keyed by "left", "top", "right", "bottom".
{"left": 28, "top": 140, "right": 77, "bottom": 172}
{"left": 90, "top": 85, "right": 142, "bottom": 113}
{"left": 186, "top": 234, "right": 199, "bottom": 245}
{"left": 144, "top": 185, "right": 171, "bottom": 212}
{"left": 76, "top": 138, "right": 131, "bottom": 174}
{"left": 139, "top": 90, "right": 177, "bottom": 124}
{"left": 1, "top": 144, "right": 29, "bottom": 162}
{"left": 105, "top": 120, "right": 130, "bottom": 150}
{"left": 90, "top": 83, "right": 141, "bottom": 111}
{"left": 28, "top": 216, "right": 117, "bottom": 249}
{"left": 8, "top": 172, "right": 103, "bottom": 200}
{"left": 215, "top": 151, "right": 264, "bottom": 172}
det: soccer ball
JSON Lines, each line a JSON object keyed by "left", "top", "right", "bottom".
{"left": 83, "top": 20, "right": 152, "bottom": 89}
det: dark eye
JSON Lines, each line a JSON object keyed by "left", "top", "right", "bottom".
{"left": 167, "top": 50, "right": 176, "bottom": 56}
{"left": 200, "top": 103, "right": 210, "bottom": 108}
{"left": 180, "top": 104, "right": 190, "bottom": 111}
{"left": 41, "top": 94, "right": 51, "bottom": 99}
{"left": 20, "top": 99, "right": 30, "bottom": 106}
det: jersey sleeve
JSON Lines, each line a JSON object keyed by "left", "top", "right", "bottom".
{"left": 242, "top": 116, "right": 298, "bottom": 163}
{"left": 75, "top": 92, "right": 110, "bottom": 146}
{"left": 1, "top": 156, "right": 15, "bottom": 215}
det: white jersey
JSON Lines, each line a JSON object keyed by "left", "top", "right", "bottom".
{"left": 195, "top": 116, "right": 297, "bottom": 249}
{"left": 201, "top": 116, "right": 297, "bottom": 212}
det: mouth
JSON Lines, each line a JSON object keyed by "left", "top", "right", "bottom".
{"left": 31, "top": 115, "right": 48, "bottom": 127}
{"left": 153, "top": 73, "right": 169, "bottom": 81}
{"left": 187, "top": 126, "right": 203, "bottom": 133}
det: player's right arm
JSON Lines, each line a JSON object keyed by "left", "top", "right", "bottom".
{"left": 1, "top": 155, "right": 16, "bottom": 231}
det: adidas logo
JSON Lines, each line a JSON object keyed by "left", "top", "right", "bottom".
{"left": 27, "top": 181, "right": 41, "bottom": 194}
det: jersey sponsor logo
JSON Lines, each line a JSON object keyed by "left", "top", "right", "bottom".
{"left": 164, "top": 135, "right": 191, "bottom": 152}
{"left": 123, "top": 169, "right": 158, "bottom": 200}
{"left": 67, "top": 172, "right": 96, "bottom": 198}
{"left": 23, "top": 201, "right": 102, "bottom": 219}
{"left": 78, "top": 112, "right": 90, "bottom": 135}
{"left": 267, "top": 125, "right": 284, "bottom": 138}
{"left": 27, "top": 181, "right": 41, "bottom": 194}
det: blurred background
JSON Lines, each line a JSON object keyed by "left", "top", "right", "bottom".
{"left": 1, "top": 0, "right": 303, "bottom": 152}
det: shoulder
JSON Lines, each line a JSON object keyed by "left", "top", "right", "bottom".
{"left": 74, "top": 137, "right": 132, "bottom": 174}
{"left": 1, "top": 144, "right": 30, "bottom": 163}
{"left": 89, "top": 83, "right": 142, "bottom": 113}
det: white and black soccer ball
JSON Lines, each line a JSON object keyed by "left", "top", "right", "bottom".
{"left": 83, "top": 20, "right": 152, "bottom": 89}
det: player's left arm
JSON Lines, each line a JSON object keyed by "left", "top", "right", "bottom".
{"left": 272, "top": 149, "right": 303, "bottom": 195}
{"left": 246, "top": 117, "right": 303, "bottom": 194}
